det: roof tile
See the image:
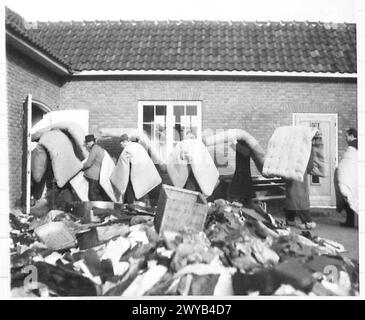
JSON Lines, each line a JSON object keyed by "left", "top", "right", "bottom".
{"left": 6, "top": 8, "right": 357, "bottom": 73}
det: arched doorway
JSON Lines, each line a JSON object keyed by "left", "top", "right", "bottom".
{"left": 31, "top": 100, "right": 52, "bottom": 128}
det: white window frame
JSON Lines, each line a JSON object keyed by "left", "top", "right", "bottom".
{"left": 138, "top": 100, "right": 202, "bottom": 157}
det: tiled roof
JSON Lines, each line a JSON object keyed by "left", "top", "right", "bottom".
{"left": 5, "top": 7, "right": 71, "bottom": 69}
{"left": 6, "top": 8, "right": 357, "bottom": 74}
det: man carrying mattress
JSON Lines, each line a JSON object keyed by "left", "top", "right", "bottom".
{"left": 110, "top": 134, "right": 162, "bottom": 204}
{"left": 166, "top": 133, "right": 220, "bottom": 197}
{"left": 82, "top": 134, "right": 106, "bottom": 201}
{"left": 335, "top": 128, "right": 358, "bottom": 228}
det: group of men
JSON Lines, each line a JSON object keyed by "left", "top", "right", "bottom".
{"left": 81, "top": 127, "right": 358, "bottom": 230}
{"left": 82, "top": 133, "right": 137, "bottom": 203}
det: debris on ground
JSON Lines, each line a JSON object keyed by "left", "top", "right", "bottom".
{"left": 10, "top": 197, "right": 359, "bottom": 297}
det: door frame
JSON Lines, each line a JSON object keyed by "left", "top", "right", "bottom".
{"left": 292, "top": 112, "right": 338, "bottom": 208}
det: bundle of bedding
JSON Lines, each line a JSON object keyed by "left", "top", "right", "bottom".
{"left": 99, "top": 128, "right": 165, "bottom": 168}
{"left": 203, "top": 129, "right": 266, "bottom": 173}
{"left": 110, "top": 142, "right": 162, "bottom": 201}
{"left": 38, "top": 130, "right": 83, "bottom": 188}
{"left": 262, "top": 126, "right": 317, "bottom": 182}
{"left": 335, "top": 146, "right": 358, "bottom": 213}
{"left": 166, "top": 139, "right": 219, "bottom": 196}
{"left": 69, "top": 171, "right": 89, "bottom": 201}
{"left": 31, "top": 144, "right": 48, "bottom": 183}
{"left": 99, "top": 151, "right": 118, "bottom": 203}
{"left": 32, "top": 122, "right": 89, "bottom": 160}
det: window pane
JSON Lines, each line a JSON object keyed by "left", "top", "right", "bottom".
{"left": 311, "top": 176, "right": 320, "bottom": 184}
{"left": 173, "top": 105, "right": 184, "bottom": 122}
{"left": 186, "top": 105, "right": 197, "bottom": 116}
{"left": 173, "top": 123, "right": 182, "bottom": 141}
{"left": 143, "top": 105, "right": 154, "bottom": 122}
{"left": 188, "top": 127, "right": 198, "bottom": 137}
{"left": 155, "top": 123, "right": 167, "bottom": 142}
{"left": 143, "top": 123, "right": 152, "bottom": 138}
{"left": 156, "top": 105, "right": 167, "bottom": 116}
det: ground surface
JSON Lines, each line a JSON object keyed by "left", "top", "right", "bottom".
{"left": 272, "top": 208, "right": 359, "bottom": 261}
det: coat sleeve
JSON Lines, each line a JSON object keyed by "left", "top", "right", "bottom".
{"left": 82, "top": 147, "right": 97, "bottom": 169}
{"left": 306, "top": 146, "right": 315, "bottom": 173}
{"left": 236, "top": 142, "right": 251, "bottom": 157}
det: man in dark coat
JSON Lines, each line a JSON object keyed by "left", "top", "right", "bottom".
{"left": 346, "top": 127, "right": 358, "bottom": 150}
{"left": 82, "top": 134, "right": 106, "bottom": 201}
{"left": 229, "top": 140, "right": 254, "bottom": 204}
{"left": 284, "top": 147, "right": 316, "bottom": 230}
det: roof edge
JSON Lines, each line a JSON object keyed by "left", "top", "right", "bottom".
{"left": 6, "top": 30, "right": 71, "bottom": 76}
{"left": 74, "top": 69, "right": 357, "bottom": 78}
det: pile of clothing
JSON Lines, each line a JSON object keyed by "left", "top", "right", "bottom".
{"left": 10, "top": 198, "right": 359, "bottom": 297}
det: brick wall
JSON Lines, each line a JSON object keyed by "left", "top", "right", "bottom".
{"left": 6, "top": 46, "right": 63, "bottom": 207}
{"left": 7, "top": 58, "right": 357, "bottom": 207}
{"left": 60, "top": 76, "right": 357, "bottom": 174}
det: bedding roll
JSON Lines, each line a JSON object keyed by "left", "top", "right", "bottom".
{"left": 167, "top": 139, "right": 219, "bottom": 196}
{"left": 203, "top": 129, "right": 265, "bottom": 173}
{"left": 39, "top": 130, "right": 83, "bottom": 188}
{"left": 33, "top": 122, "right": 89, "bottom": 160}
{"left": 336, "top": 146, "right": 358, "bottom": 213}
{"left": 262, "top": 126, "right": 317, "bottom": 182}
{"left": 31, "top": 144, "right": 48, "bottom": 183}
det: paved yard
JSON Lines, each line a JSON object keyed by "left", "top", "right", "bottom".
{"left": 272, "top": 208, "right": 359, "bottom": 261}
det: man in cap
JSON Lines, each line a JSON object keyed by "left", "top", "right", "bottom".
{"left": 82, "top": 134, "right": 106, "bottom": 201}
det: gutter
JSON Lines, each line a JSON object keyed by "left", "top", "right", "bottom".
{"left": 74, "top": 69, "right": 357, "bottom": 78}
{"left": 6, "top": 30, "right": 71, "bottom": 76}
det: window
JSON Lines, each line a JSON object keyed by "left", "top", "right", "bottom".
{"left": 138, "top": 101, "right": 202, "bottom": 161}
{"left": 311, "top": 175, "right": 320, "bottom": 185}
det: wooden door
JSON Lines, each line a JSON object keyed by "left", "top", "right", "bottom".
{"left": 293, "top": 113, "right": 337, "bottom": 207}
{"left": 23, "top": 94, "right": 32, "bottom": 214}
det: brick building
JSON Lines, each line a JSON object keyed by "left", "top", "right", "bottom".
{"left": 5, "top": 7, "right": 357, "bottom": 208}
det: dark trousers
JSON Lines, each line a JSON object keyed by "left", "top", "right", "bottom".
{"left": 184, "top": 169, "right": 202, "bottom": 193}
{"left": 87, "top": 178, "right": 104, "bottom": 201}
{"left": 344, "top": 202, "right": 355, "bottom": 226}
{"left": 124, "top": 179, "right": 136, "bottom": 204}
{"left": 285, "top": 209, "right": 312, "bottom": 223}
